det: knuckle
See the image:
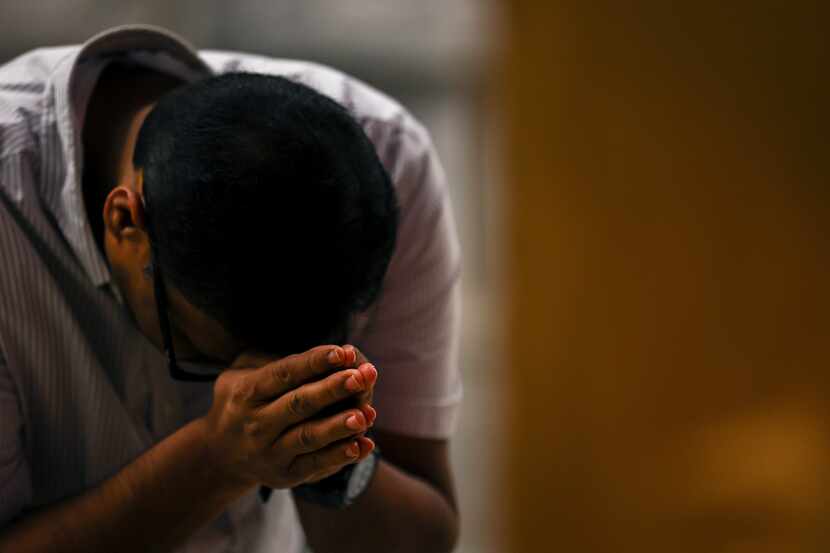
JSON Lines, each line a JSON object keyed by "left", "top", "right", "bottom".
{"left": 309, "top": 345, "right": 328, "bottom": 358}
{"left": 287, "top": 391, "right": 310, "bottom": 417}
{"left": 303, "top": 351, "right": 315, "bottom": 375}
{"left": 229, "top": 376, "right": 257, "bottom": 404}
{"left": 270, "top": 363, "right": 292, "bottom": 388}
{"left": 297, "top": 425, "right": 316, "bottom": 450}
{"left": 213, "top": 372, "right": 232, "bottom": 399}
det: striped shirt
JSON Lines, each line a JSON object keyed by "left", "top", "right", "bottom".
{"left": 0, "top": 24, "right": 461, "bottom": 552}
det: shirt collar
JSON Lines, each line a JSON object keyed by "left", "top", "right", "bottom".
{"left": 47, "top": 24, "right": 212, "bottom": 291}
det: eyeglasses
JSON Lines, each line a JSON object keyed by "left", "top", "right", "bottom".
{"left": 149, "top": 249, "right": 223, "bottom": 382}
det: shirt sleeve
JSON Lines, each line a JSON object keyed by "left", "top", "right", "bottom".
{"left": 0, "top": 351, "right": 32, "bottom": 527}
{"left": 353, "top": 119, "right": 463, "bottom": 440}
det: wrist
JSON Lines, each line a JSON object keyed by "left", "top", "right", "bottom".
{"left": 190, "top": 417, "right": 256, "bottom": 499}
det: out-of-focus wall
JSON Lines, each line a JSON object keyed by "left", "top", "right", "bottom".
{"left": 0, "top": 2, "right": 503, "bottom": 552}
{"left": 501, "top": 2, "right": 829, "bottom": 552}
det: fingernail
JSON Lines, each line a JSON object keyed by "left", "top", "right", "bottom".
{"left": 368, "top": 405, "right": 377, "bottom": 423}
{"left": 328, "top": 348, "right": 342, "bottom": 364}
{"left": 345, "top": 373, "right": 362, "bottom": 392}
{"left": 346, "top": 442, "right": 360, "bottom": 458}
{"left": 346, "top": 413, "right": 364, "bottom": 430}
{"left": 344, "top": 346, "right": 356, "bottom": 365}
{"left": 362, "top": 364, "right": 377, "bottom": 383}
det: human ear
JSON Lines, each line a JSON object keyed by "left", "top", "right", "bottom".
{"left": 102, "top": 185, "right": 147, "bottom": 244}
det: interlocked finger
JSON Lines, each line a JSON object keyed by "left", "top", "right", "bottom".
{"left": 278, "top": 408, "right": 368, "bottom": 455}
{"left": 237, "top": 345, "right": 347, "bottom": 403}
{"left": 288, "top": 437, "right": 362, "bottom": 484}
{"left": 262, "top": 367, "right": 368, "bottom": 434}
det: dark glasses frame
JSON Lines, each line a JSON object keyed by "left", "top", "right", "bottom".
{"left": 149, "top": 248, "right": 218, "bottom": 382}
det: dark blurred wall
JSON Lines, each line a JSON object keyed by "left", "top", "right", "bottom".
{"left": 502, "top": 2, "right": 829, "bottom": 552}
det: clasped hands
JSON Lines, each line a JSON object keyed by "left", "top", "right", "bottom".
{"left": 200, "top": 344, "right": 377, "bottom": 491}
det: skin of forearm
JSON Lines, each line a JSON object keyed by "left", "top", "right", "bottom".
{"left": 294, "top": 459, "right": 460, "bottom": 553}
{"left": 0, "top": 418, "right": 252, "bottom": 553}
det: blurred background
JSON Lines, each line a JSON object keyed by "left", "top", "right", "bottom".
{"left": 2, "top": 1, "right": 829, "bottom": 552}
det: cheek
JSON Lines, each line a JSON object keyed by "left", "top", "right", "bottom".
{"left": 132, "top": 276, "right": 161, "bottom": 341}
{"left": 129, "top": 284, "right": 164, "bottom": 349}
{"left": 106, "top": 243, "right": 161, "bottom": 345}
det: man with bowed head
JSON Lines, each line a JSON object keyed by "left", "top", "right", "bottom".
{"left": 0, "top": 25, "right": 462, "bottom": 553}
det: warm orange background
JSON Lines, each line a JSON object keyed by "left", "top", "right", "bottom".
{"left": 501, "top": 2, "right": 829, "bottom": 551}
